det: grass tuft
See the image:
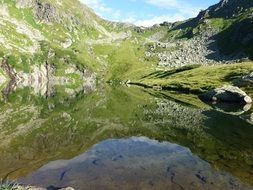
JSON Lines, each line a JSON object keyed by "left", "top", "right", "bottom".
{"left": 0, "top": 180, "right": 19, "bottom": 190}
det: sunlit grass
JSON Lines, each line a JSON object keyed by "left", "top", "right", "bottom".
{"left": 136, "top": 62, "right": 253, "bottom": 93}
{"left": 0, "top": 180, "right": 19, "bottom": 190}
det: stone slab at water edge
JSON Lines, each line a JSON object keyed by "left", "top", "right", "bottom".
{"left": 16, "top": 185, "right": 74, "bottom": 190}
{"left": 199, "top": 85, "right": 252, "bottom": 104}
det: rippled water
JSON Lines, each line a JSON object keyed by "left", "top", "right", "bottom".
{"left": 0, "top": 84, "right": 252, "bottom": 189}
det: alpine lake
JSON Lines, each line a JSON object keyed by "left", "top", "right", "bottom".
{"left": 0, "top": 82, "right": 253, "bottom": 190}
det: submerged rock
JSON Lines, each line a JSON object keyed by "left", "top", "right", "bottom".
{"left": 199, "top": 85, "right": 252, "bottom": 104}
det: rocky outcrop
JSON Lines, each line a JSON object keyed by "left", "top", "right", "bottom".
{"left": 16, "top": 63, "right": 70, "bottom": 97}
{"left": 34, "top": 0, "right": 59, "bottom": 23}
{"left": 16, "top": 0, "right": 59, "bottom": 23}
{"left": 16, "top": 0, "right": 80, "bottom": 28}
{"left": 199, "top": 85, "right": 252, "bottom": 104}
{"left": 1, "top": 56, "right": 96, "bottom": 98}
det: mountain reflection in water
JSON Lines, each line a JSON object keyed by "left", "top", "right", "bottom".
{"left": 0, "top": 85, "right": 252, "bottom": 188}
{"left": 19, "top": 137, "right": 253, "bottom": 190}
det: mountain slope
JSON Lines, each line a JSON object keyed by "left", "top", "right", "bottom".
{"left": 128, "top": 0, "right": 253, "bottom": 95}
{"left": 198, "top": 0, "right": 253, "bottom": 57}
{"left": 0, "top": 0, "right": 146, "bottom": 98}
{"left": 198, "top": 0, "right": 253, "bottom": 18}
{"left": 150, "top": 0, "right": 253, "bottom": 59}
{"left": 0, "top": 0, "right": 252, "bottom": 93}
{"left": 0, "top": 0, "right": 106, "bottom": 71}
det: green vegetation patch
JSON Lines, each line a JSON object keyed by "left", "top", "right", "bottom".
{"left": 0, "top": 180, "right": 18, "bottom": 190}
{"left": 136, "top": 62, "right": 253, "bottom": 93}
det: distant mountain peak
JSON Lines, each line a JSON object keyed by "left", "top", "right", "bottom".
{"left": 198, "top": 0, "right": 253, "bottom": 19}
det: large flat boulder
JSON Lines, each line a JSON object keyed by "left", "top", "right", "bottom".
{"left": 199, "top": 85, "right": 252, "bottom": 104}
{"left": 17, "top": 186, "right": 74, "bottom": 190}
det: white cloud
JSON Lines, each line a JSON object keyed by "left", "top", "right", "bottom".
{"left": 123, "top": 14, "right": 186, "bottom": 27}
{"left": 80, "top": 0, "right": 202, "bottom": 27}
{"left": 80, "top": 0, "right": 111, "bottom": 14}
{"left": 80, "top": 0, "right": 122, "bottom": 20}
{"left": 130, "top": 0, "right": 202, "bottom": 26}
{"left": 146, "top": 0, "right": 180, "bottom": 8}
{"left": 146, "top": 0, "right": 200, "bottom": 17}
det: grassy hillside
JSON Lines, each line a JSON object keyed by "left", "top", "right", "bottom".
{"left": 133, "top": 62, "right": 253, "bottom": 95}
{"left": 0, "top": 0, "right": 114, "bottom": 75}
{"left": 154, "top": 5, "right": 253, "bottom": 58}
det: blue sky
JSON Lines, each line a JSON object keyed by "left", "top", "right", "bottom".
{"left": 80, "top": 0, "right": 219, "bottom": 27}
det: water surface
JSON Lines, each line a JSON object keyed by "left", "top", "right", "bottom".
{"left": 0, "top": 84, "right": 252, "bottom": 189}
{"left": 19, "top": 137, "right": 253, "bottom": 190}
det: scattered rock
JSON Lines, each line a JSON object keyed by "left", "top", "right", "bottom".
{"left": 145, "top": 27, "right": 247, "bottom": 68}
{"left": 146, "top": 30, "right": 221, "bottom": 68}
{"left": 199, "top": 85, "right": 252, "bottom": 104}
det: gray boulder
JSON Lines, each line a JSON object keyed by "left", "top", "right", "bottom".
{"left": 200, "top": 85, "right": 252, "bottom": 104}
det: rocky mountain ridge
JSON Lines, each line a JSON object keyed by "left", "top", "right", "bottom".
{"left": 143, "top": 0, "right": 253, "bottom": 68}
{"left": 197, "top": 0, "right": 253, "bottom": 19}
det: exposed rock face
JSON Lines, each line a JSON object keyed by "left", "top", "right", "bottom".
{"left": 16, "top": 0, "right": 79, "bottom": 27}
{"left": 199, "top": 85, "right": 252, "bottom": 104}
{"left": 16, "top": 63, "right": 68, "bottom": 97}
{"left": 34, "top": 0, "right": 59, "bottom": 23}
{"left": 197, "top": 0, "right": 253, "bottom": 19}
{"left": 16, "top": 0, "right": 59, "bottom": 23}
{"left": 1, "top": 61, "right": 66, "bottom": 98}
{"left": 1, "top": 57, "right": 96, "bottom": 98}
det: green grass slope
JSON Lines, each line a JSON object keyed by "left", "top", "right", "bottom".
{"left": 134, "top": 62, "right": 253, "bottom": 95}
